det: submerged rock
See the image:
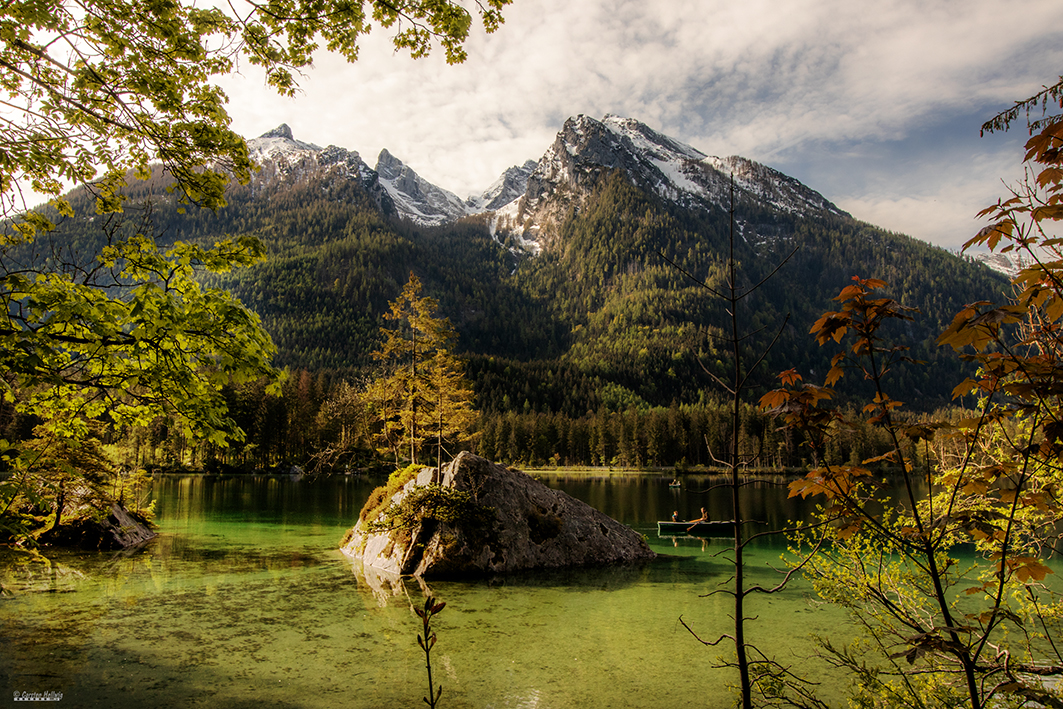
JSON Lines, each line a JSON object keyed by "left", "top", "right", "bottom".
{"left": 341, "top": 452, "right": 655, "bottom": 577}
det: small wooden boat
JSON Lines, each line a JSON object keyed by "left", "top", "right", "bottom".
{"left": 657, "top": 520, "right": 736, "bottom": 536}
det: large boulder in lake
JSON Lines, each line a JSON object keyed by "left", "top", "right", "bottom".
{"left": 340, "top": 452, "right": 655, "bottom": 577}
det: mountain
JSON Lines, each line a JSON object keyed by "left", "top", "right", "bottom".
{"left": 241, "top": 116, "right": 847, "bottom": 247}
{"left": 503, "top": 114, "right": 847, "bottom": 253}
{"left": 34, "top": 116, "right": 1012, "bottom": 416}
{"left": 244, "top": 115, "right": 848, "bottom": 247}
{"left": 467, "top": 159, "right": 538, "bottom": 213}
{"left": 242, "top": 127, "right": 533, "bottom": 227}
{"left": 244, "top": 123, "right": 396, "bottom": 216}
{"left": 374, "top": 149, "right": 469, "bottom": 226}
{"left": 972, "top": 251, "right": 1024, "bottom": 278}
{"left": 246, "top": 123, "right": 322, "bottom": 164}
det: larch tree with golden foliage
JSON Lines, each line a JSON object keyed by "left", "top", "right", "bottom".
{"left": 369, "top": 274, "right": 476, "bottom": 467}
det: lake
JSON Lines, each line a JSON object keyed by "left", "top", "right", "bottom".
{"left": 0, "top": 471, "right": 851, "bottom": 708}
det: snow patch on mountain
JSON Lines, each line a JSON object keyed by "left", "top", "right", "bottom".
{"left": 602, "top": 115, "right": 705, "bottom": 164}
{"left": 490, "top": 198, "right": 542, "bottom": 257}
{"left": 375, "top": 149, "right": 468, "bottom": 226}
{"left": 972, "top": 251, "right": 1024, "bottom": 278}
{"left": 599, "top": 114, "right": 846, "bottom": 218}
{"left": 467, "top": 160, "right": 537, "bottom": 213}
{"left": 704, "top": 155, "right": 843, "bottom": 217}
{"left": 247, "top": 124, "right": 323, "bottom": 165}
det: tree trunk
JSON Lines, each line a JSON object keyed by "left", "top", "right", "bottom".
{"left": 51, "top": 478, "right": 66, "bottom": 532}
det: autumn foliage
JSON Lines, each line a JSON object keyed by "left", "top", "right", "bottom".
{"left": 758, "top": 105, "right": 1063, "bottom": 708}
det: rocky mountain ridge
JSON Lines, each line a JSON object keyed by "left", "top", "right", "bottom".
{"left": 244, "top": 115, "right": 848, "bottom": 253}
{"left": 972, "top": 251, "right": 1024, "bottom": 278}
{"left": 242, "top": 117, "right": 1019, "bottom": 277}
{"left": 245, "top": 123, "right": 396, "bottom": 216}
{"left": 33, "top": 114, "right": 1014, "bottom": 410}
{"left": 375, "top": 148, "right": 468, "bottom": 226}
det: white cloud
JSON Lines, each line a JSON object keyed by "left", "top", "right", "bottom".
{"left": 218, "top": 0, "right": 1063, "bottom": 245}
{"left": 840, "top": 192, "right": 991, "bottom": 252}
{"left": 830, "top": 146, "right": 1029, "bottom": 248}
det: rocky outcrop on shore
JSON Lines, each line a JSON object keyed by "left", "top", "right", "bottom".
{"left": 341, "top": 452, "right": 655, "bottom": 577}
{"left": 39, "top": 504, "right": 157, "bottom": 550}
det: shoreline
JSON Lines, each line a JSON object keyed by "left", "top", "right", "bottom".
{"left": 145, "top": 464, "right": 816, "bottom": 478}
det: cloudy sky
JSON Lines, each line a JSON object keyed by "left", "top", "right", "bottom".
{"left": 219, "top": 0, "right": 1063, "bottom": 251}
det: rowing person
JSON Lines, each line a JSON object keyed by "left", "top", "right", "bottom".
{"left": 687, "top": 507, "right": 708, "bottom": 532}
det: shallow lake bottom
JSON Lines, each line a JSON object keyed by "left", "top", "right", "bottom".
{"left": 1, "top": 474, "right": 851, "bottom": 708}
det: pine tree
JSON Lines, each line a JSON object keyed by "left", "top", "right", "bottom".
{"left": 370, "top": 274, "right": 476, "bottom": 466}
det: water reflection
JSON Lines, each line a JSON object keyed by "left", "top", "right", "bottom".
{"left": 1, "top": 472, "right": 853, "bottom": 709}
{"left": 349, "top": 554, "right": 656, "bottom": 600}
{"left": 538, "top": 472, "right": 822, "bottom": 531}
{"left": 351, "top": 560, "right": 409, "bottom": 605}
{"left": 0, "top": 549, "right": 88, "bottom": 594}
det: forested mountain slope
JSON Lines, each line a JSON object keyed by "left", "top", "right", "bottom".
{"left": 30, "top": 117, "right": 1009, "bottom": 416}
{"left": 476, "top": 170, "right": 1007, "bottom": 414}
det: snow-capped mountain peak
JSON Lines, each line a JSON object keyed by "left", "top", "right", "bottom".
{"left": 972, "top": 251, "right": 1024, "bottom": 278}
{"left": 247, "top": 124, "right": 323, "bottom": 164}
{"left": 601, "top": 114, "right": 706, "bottom": 164}
{"left": 374, "top": 150, "right": 468, "bottom": 227}
{"left": 244, "top": 125, "right": 394, "bottom": 215}
{"left": 526, "top": 114, "right": 844, "bottom": 218}
{"left": 240, "top": 117, "right": 849, "bottom": 254}
{"left": 467, "top": 160, "right": 538, "bottom": 213}
{"left": 261, "top": 124, "right": 294, "bottom": 140}
{"left": 491, "top": 114, "right": 849, "bottom": 255}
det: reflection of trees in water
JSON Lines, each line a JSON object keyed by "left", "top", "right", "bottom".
{"left": 542, "top": 473, "right": 819, "bottom": 528}
{"left": 0, "top": 548, "right": 88, "bottom": 594}
{"left": 152, "top": 474, "right": 377, "bottom": 526}
{"left": 540, "top": 472, "right": 926, "bottom": 533}
{"left": 149, "top": 534, "right": 327, "bottom": 573}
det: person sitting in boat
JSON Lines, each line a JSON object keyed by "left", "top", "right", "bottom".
{"left": 687, "top": 507, "right": 708, "bottom": 532}
{"left": 671, "top": 510, "right": 679, "bottom": 522}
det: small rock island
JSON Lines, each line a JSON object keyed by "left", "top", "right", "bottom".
{"left": 341, "top": 452, "right": 656, "bottom": 577}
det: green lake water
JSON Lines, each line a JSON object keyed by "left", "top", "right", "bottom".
{"left": 1, "top": 473, "right": 852, "bottom": 708}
